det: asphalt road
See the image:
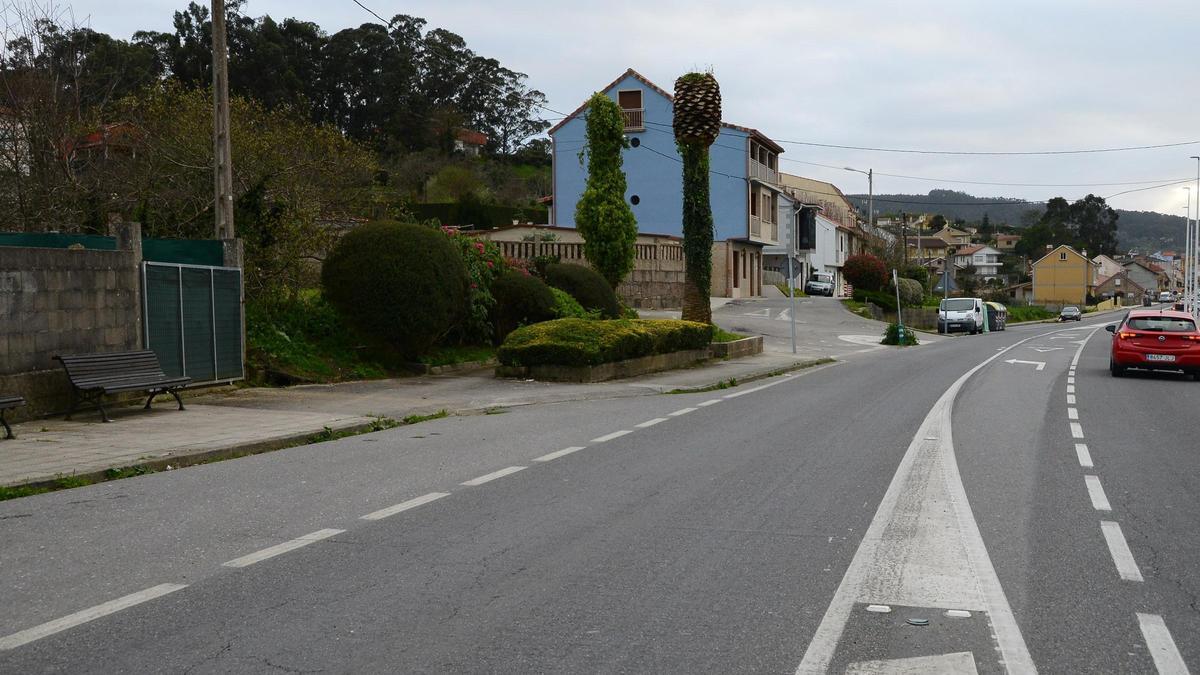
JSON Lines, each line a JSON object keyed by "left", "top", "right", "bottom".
{"left": 0, "top": 307, "right": 1195, "bottom": 673}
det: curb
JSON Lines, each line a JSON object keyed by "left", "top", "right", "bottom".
{"left": 664, "top": 356, "right": 836, "bottom": 393}
{"left": 4, "top": 416, "right": 376, "bottom": 492}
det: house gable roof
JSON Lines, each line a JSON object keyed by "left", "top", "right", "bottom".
{"left": 548, "top": 68, "right": 784, "bottom": 153}
{"left": 1032, "top": 244, "right": 1091, "bottom": 267}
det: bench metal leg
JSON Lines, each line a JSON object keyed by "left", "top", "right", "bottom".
{"left": 170, "top": 389, "right": 186, "bottom": 411}
{"left": 64, "top": 390, "right": 79, "bottom": 421}
{"left": 144, "top": 390, "right": 159, "bottom": 410}
{"left": 97, "top": 401, "right": 112, "bottom": 423}
{"left": 1, "top": 409, "right": 12, "bottom": 440}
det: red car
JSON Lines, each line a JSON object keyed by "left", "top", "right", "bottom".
{"left": 1107, "top": 309, "right": 1200, "bottom": 378}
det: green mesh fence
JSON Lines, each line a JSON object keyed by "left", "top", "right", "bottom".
{"left": 144, "top": 263, "right": 243, "bottom": 383}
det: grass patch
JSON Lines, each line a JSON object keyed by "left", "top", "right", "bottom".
{"left": 498, "top": 318, "right": 713, "bottom": 367}
{"left": 710, "top": 327, "right": 747, "bottom": 343}
{"left": 774, "top": 283, "right": 808, "bottom": 298}
{"left": 1007, "top": 306, "right": 1056, "bottom": 323}
{"left": 417, "top": 345, "right": 496, "bottom": 367}
{"left": 668, "top": 377, "right": 738, "bottom": 394}
{"left": 401, "top": 409, "right": 449, "bottom": 425}
{"left": 841, "top": 298, "right": 873, "bottom": 318}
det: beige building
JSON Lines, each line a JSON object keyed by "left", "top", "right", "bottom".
{"left": 1032, "top": 245, "right": 1098, "bottom": 307}
{"left": 934, "top": 226, "right": 973, "bottom": 246}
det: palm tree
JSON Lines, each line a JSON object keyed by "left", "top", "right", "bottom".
{"left": 672, "top": 72, "right": 721, "bottom": 324}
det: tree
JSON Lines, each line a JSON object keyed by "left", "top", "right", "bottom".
{"left": 928, "top": 214, "right": 947, "bottom": 232}
{"left": 957, "top": 264, "right": 980, "bottom": 294}
{"left": 574, "top": 93, "right": 637, "bottom": 289}
{"left": 673, "top": 72, "right": 722, "bottom": 324}
{"left": 843, "top": 253, "right": 888, "bottom": 292}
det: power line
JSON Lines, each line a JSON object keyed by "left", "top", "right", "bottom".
{"left": 641, "top": 120, "right": 1199, "bottom": 156}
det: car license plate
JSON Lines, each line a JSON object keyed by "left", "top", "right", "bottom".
{"left": 1146, "top": 354, "right": 1176, "bottom": 362}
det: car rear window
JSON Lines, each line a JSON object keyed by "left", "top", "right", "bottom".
{"left": 1125, "top": 316, "right": 1197, "bottom": 332}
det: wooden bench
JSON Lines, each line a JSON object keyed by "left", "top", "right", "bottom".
{"left": 0, "top": 395, "right": 25, "bottom": 439}
{"left": 54, "top": 351, "right": 192, "bottom": 423}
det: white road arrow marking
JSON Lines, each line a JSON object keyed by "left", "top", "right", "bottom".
{"left": 742, "top": 308, "right": 771, "bottom": 318}
{"left": 1005, "top": 359, "right": 1046, "bottom": 370}
{"left": 1030, "top": 347, "right": 1064, "bottom": 353}
{"left": 776, "top": 308, "right": 791, "bottom": 321}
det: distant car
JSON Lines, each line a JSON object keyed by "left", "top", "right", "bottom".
{"left": 1159, "top": 291, "right": 1174, "bottom": 303}
{"left": 1059, "top": 306, "right": 1082, "bottom": 321}
{"left": 1108, "top": 310, "right": 1200, "bottom": 379}
{"left": 804, "top": 272, "right": 835, "bottom": 297}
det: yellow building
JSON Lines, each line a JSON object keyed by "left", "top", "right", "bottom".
{"left": 1032, "top": 245, "right": 1098, "bottom": 307}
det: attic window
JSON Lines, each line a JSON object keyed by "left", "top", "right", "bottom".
{"left": 617, "top": 90, "right": 644, "bottom": 131}
{"left": 1059, "top": 252, "right": 1068, "bottom": 261}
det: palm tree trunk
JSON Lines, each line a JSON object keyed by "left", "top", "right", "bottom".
{"left": 679, "top": 141, "right": 713, "bottom": 324}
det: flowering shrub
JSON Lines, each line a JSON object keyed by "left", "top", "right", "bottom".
{"left": 442, "top": 228, "right": 507, "bottom": 344}
{"left": 843, "top": 253, "right": 888, "bottom": 292}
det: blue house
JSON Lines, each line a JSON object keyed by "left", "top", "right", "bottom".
{"left": 549, "top": 68, "right": 788, "bottom": 298}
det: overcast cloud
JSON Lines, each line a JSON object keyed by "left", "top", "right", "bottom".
{"left": 67, "top": 0, "right": 1200, "bottom": 217}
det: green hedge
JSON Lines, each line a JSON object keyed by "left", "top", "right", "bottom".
{"left": 490, "top": 271, "right": 558, "bottom": 343}
{"left": 411, "top": 203, "right": 549, "bottom": 228}
{"left": 543, "top": 263, "right": 621, "bottom": 319}
{"left": 853, "top": 288, "right": 898, "bottom": 312}
{"left": 498, "top": 319, "right": 714, "bottom": 367}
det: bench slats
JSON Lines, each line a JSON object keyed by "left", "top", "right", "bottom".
{"left": 0, "top": 395, "right": 25, "bottom": 409}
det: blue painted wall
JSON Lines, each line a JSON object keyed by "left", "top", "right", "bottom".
{"left": 552, "top": 73, "right": 749, "bottom": 242}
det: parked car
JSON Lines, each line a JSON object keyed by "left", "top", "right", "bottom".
{"left": 1107, "top": 310, "right": 1200, "bottom": 379}
{"left": 1059, "top": 306, "right": 1082, "bottom": 321}
{"left": 804, "top": 272, "right": 835, "bottom": 297}
{"left": 938, "top": 297, "right": 985, "bottom": 334}
{"left": 1158, "top": 291, "right": 1174, "bottom": 303}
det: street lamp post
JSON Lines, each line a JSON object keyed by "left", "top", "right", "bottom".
{"left": 844, "top": 166, "right": 873, "bottom": 233}
{"left": 1185, "top": 187, "right": 1193, "bottom": 312}
{"left": 1191, "top": 156, "right": 1200, "bottom": 316}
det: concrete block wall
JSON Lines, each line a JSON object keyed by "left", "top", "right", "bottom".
{"left": 0, "top": 223, "right": 143, "bottom": 418}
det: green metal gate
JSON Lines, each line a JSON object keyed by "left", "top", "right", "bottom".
{"left": 143, "top": 262, "right": 244, "bottom": 383}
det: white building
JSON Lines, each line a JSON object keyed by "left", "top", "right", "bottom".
{"left": 952, "top": 244, "right": 1003, "bottom": 280}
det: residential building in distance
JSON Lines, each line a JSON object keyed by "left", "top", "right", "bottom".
{"left": 453, "top": 129, "right": 488, "bottom": 157}
{"left": 1092, "top": 254, "right": 1124, "bottom": 280}
{"left": 1031, "top": 244, "right": 1098, "bottom": 307}
{"left": 1094, "top": 270, "right": 1146, "bottom": 306}
{"left": 1122, "top": 258, "right": 1168, "bottom": 293}
{"left": 763, "top": 173, "right": 867, "bottom": 296}
{"left": 995, "top": 233, "right": 1022, "bottom": 251}
{"left": 907, "top": 236, "right": 949, "bottom": 262}
{"left": 550, "top": 68, "right": 787, "bottom": 299}
{"left": 951, "top": 244, "right": 1003, "bottom": 280}
{"left": 933, "top": 226, "right": 972, "bottom": 246}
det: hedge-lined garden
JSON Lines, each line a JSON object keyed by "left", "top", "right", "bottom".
{"left": 247, "top": 220, "right": 724, "bottom": 382}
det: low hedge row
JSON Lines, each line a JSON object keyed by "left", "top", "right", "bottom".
{"left": 498, "top": 319, "right": 714, "bottom": 367}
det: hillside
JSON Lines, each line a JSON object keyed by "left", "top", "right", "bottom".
{"left": 848, "top": 190, "right": 1188, "bottom": 253}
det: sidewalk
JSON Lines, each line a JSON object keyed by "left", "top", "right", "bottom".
{"left": 0, "top": 349, "right": 828, "bottom": 489}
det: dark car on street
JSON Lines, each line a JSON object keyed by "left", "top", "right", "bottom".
{"left": 1059, "top": 306, "right": 1082, "bottom": 321}
{"left": 1107, "top": 310, "right": 1200, "bottom": 379}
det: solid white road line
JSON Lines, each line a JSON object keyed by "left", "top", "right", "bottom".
{"left": 1076, "top": 443, "right": 1094, "bottom": 468}
{"left": 0, "top": 583, "right": 187, "bottom": 651}
{"left": 722, "top": 373, "right": 800, "bottom": 399}
{"left": 223, "top": 529, "right": 344, "bottom": 568}
{"left": 461, "top": 466, "right": 526, "bottom": 486}
{"left": 1068, "top": 408, "right": 1079, "bottom": 420}
{"left": 1137, "top": 613, "right": 1190, "bottom": 675}
{"left": 1067, "top": 394, "right": 1077, "bottom": 405}
{"left": 1071, "top": 422, "right": 1085, "bottom": 439}
{"left": 796, "top": 330, "right": 1045, "bottom": 675}
{"left": 361, "top": 492, "right": 450, "bottom": 520}
{"left": 635, "top": 418, "right": 667, "bottom": 428}
{"left": 1085, "top": 475, "right": 1112, "bottom": 511}
{"left": 590, "top": 429, "right": 632, "bottom": 443}
{"left": 668, "top": 407, "right": 697, "bottom": 416}
{"left": 698, "top": 399, "right": 721, "bottom": 407}
{"left": 533, "top": 446, "right": 585, "bottom": 463}
{"left": 1100, "top": 521, "right": 1144, "bottom": 582}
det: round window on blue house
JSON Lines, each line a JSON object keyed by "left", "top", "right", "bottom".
{"left": 630, "top": 195, "right": 640, "bottom": 205}
{"left": 630, "top": 137, "right": 641, "bottom": 147}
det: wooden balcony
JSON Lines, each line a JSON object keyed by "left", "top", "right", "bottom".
{"left": 621, "top": 108, "right": 645, "bottom": 131}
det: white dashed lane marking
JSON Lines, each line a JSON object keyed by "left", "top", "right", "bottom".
{"left": 698, "top": 399, "right": 721, "bottom": 407}
{"left": 589, "top": 430, "right": 633, "bottom": 443}
{"left": 1068, "top": 408, "right": 1079, "bottom": 420}
{"left": 668, "top": 407, "right": 697, "bottom": 416}
{"left": 1075, "top": 443, "right": 1094, "bottom": 468}
{"left": 1067, "top": 394, "right": 1076, "bottom": 405}
{"left": 1100, "top": 521, "right": 1144, "bottom": 582}
{"left": 361, "top": 492, "right": 449, "bottom": 521}
{"left": 223, "top": 529, "right": 344, "bottom": 568}
{"left": 1071, "top": 423, "right": 1085, "bottom": 439}
{"left": 635, "top": 418, "right": 667, "bottom": 428}
{"left": 1137, "top": 613, "right": 1190, "bottom": 675}
{"left": 1084, "top": 475, "right": 1112, "bottom": 511}
{"left": 0, "top": 584, "right": 188, "bottom": 651}
{"left": 461, "top": 466, "right": 526, "bottom": 486}
{"left": 533, "top": 446, "right": 585, "bottom": 463}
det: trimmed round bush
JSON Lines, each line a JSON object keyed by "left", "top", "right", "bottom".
{"left": 893, "top": 278, "right": 924, "bottom": 306}
{"left": 321, "top": 221, "right": 468, "bottom": 359}
{"left": 491, "top": 271, "right": 558, "bottom": 342}
{"left": 498, "top": 318, "right": 713, "bottom": 367}
{"left": 549, "top": 286, "right": 594, "bottom": 319}
{"left": 543, "top": 263, "right": 621, "bottom": 319}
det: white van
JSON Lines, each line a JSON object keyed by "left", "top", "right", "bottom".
{"left": 938, "top": 297, "right": 985, "bottom": 335}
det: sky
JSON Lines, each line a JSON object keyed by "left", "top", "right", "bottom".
{"left": 61, "top": 0, "right": 1200, "bottom": 217}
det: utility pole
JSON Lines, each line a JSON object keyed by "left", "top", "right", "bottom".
{"left": 212, "top": 0, "right": 235, "bottom": 240}
{"left": 1191, "top": 156, "right": 1200, "bottom": 316}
